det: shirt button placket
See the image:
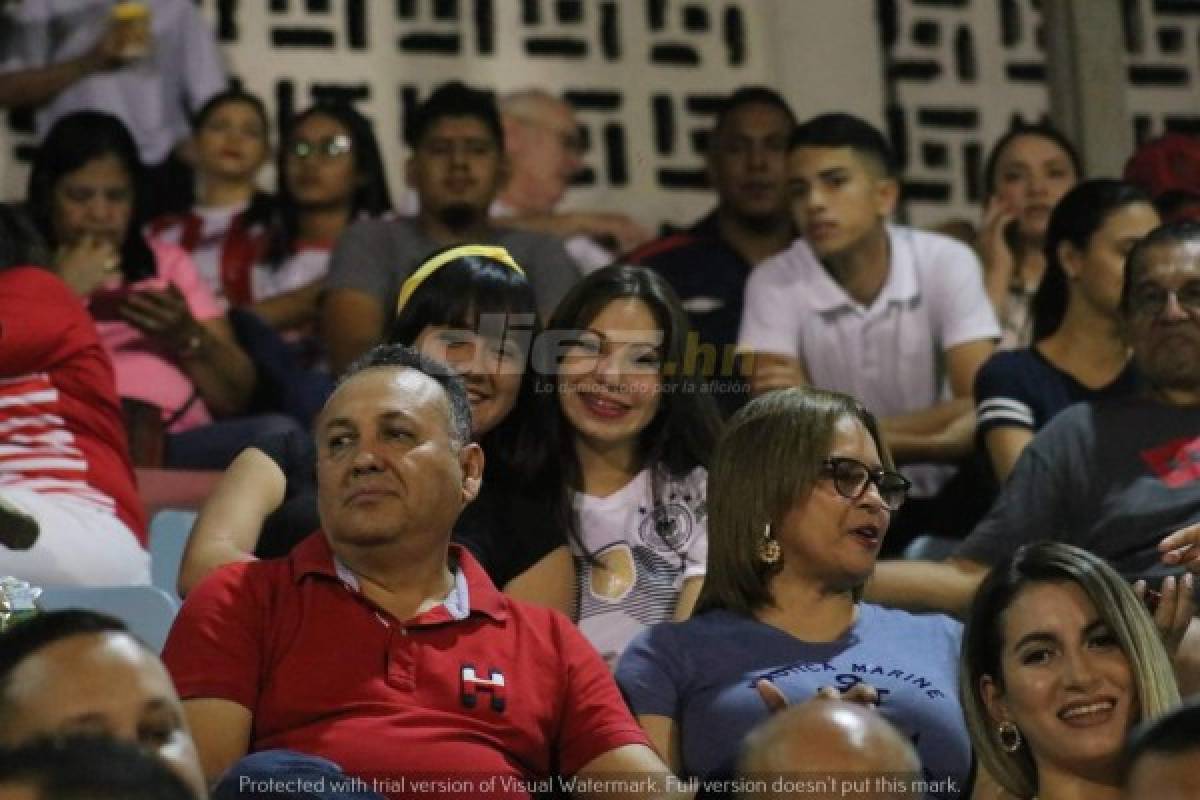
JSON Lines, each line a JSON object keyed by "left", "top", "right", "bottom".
{"left": 386, "top": 623, "right": 415, "bottom": 691}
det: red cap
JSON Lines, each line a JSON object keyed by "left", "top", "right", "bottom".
{"left": 1124, "top": 133, "right": 1200, "bottom": 201}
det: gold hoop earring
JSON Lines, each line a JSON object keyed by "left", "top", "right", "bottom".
{"left": 997, "top": 720, "right": 1022, "bottom": 753}
{"left": 758, "top": 523, "right": 781, "bottom": 565}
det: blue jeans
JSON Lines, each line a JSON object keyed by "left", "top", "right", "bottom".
{"left": 213, "top": 750, "right": 386, "bottom": 800}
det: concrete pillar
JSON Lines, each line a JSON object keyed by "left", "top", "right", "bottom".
{"left": 759, "top": 0, "right": 886, "bottom": 126}
{"left": 1043, "top": 0, "right": 1131, "bottom": 177}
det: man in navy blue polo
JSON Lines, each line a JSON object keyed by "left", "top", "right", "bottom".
{"left": 628, "top": 86, "right": 797, "bottom": 414}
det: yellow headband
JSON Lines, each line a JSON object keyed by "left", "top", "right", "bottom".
{"left": 396, "top": 244, "right": 525, "bottom": 314}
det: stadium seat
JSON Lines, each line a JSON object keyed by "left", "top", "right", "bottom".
{"left": 37, "top": 585, "right": 180, "bottom": 653}
{"left": 149, "top": 509, "right": 197, "bottom": 601}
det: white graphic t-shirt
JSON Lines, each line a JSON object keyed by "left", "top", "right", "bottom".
{"left": 572, "top": 465, "right": 708, "bottom": 666}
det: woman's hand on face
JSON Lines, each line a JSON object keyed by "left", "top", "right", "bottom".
{"left": 1134, "top": 573, "right": 1196, "bottom": 658}
{"left": 978, "top": 195, "right": 1017, "bottom": 276}
{"left": 55, "top": 235, "right": 119, "bottom": 296}
{"left": 118, "top": 284, "right": 204, "bottom": 355}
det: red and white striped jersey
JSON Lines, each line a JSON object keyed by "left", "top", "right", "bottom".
{"left": 0, "top": 267, "right": 146, "bottom": 545}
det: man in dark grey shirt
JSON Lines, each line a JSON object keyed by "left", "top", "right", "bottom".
{"left": 321, "top": 81, "right": 580, "bottom": 373}
{"left": 865, "top": 219, "right": 1200, "bottom": 685}
{"left": 954, "top": 396, "right": 1199, "bottom": 578}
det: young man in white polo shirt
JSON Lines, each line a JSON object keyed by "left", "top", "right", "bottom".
{"left": 738, "top": 113, "right": 999, "bottom": 552}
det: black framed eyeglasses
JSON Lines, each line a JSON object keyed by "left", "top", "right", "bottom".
{"left": 289, "top": 134, "right": 353, "bottom": 160}
{"left": 1128, "top": 280, "right": 1200, "bottom": 318}
{"left": 821, "top": 457, "right": 911, "bottom": 511}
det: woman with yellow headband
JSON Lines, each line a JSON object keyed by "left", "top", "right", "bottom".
{"left": 178, "top": 244, "right": 574, "bottom": 612}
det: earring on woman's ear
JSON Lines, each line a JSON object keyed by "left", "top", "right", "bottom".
{"left": 758, "top": 523, "right": 781, "bottom": 565}
{"left": 997, "top": 720, "right": 1022, "bottom": 753}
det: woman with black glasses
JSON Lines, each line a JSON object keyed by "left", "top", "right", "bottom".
{"left": 251, "top": 101, "right": 392, "bottom": 333}
{"left": 616, "top": 387, "right": 972, "bottom": 798}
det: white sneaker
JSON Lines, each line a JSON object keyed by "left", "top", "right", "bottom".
{"left": 0, "top": 497, "right": 38, "bottom": 550}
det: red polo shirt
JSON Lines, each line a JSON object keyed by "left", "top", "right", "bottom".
{"left": 163, "top": 535, "right": 648, "bottom": 798}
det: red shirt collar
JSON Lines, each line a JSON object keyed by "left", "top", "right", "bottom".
{"left": 289, "top": 533, "right": 509, "bottom": 623}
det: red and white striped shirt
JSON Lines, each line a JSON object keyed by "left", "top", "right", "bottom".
{"left": 149, "top": 204, "right": 270, "bottom": 309}
{"left": 0, "top": 267, "right": 146, "bottom": 545}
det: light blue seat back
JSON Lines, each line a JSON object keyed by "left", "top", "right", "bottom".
{"left": 149, "top": 509, "right": 197, "bottom": 602}
{"left": 37, "top": 585, "right": 180, "bottom": 653}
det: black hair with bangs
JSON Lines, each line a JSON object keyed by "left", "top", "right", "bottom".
{"left": 385, "top": 249, "right": 564, "bottom": 528}
{"left": 388, "top": 251, "right": 537, "bottom": 344}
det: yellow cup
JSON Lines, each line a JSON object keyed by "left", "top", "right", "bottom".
{"left": 110, "top": 2, "right": 152, "bottom": 60}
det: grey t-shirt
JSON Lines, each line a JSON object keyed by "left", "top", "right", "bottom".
{"left": 324, "top": 216, "right": 581, "bottom": 321}
{"left": 957, "top": 397, "right": 1200, "bottom": 578}
{"left": 616, "top": 605, "right": 970, "bottom": 798}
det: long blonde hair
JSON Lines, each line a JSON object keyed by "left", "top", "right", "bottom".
{"left": 959, "top": 541, "right": 1180, "bottom": 798}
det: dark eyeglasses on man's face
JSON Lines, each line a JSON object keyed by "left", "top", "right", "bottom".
{"left": 821, "top": 457, "right": 911, "bottom": 511}
{"left": 1129, "top": 279, "right": 1200, "bottom": 318}
{"left": 289, "top": 134, "right": 353, "bottom": 160}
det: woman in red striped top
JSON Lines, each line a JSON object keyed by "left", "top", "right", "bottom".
{"left": 0, "top": 204, "right": 148, "bottom": 586}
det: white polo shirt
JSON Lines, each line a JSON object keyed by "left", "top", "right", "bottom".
{"left": 738, "top": 224, "right": 999, "bottom": 495}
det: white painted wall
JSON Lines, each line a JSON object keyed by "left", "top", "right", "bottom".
{"left": 0, "top": 0, "right": 883, "bottom": 231}
{"left": 3, "top": 1, "right": 1195, "bottom": 230}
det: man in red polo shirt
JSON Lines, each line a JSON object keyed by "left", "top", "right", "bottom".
{"left": 162, "top": 345, "right": 680, "bottom": 799}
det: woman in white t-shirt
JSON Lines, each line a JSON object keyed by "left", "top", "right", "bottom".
{"left": 545, "top": 265, "right": 723, "bottom": 665}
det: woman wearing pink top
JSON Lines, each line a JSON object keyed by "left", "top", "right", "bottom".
{"left": 28, "top": 111, "right": 295, "bottom": 469}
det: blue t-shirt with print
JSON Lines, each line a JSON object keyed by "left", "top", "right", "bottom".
{"left": 616, "top": 604, "right": 970, "bottom": 799}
